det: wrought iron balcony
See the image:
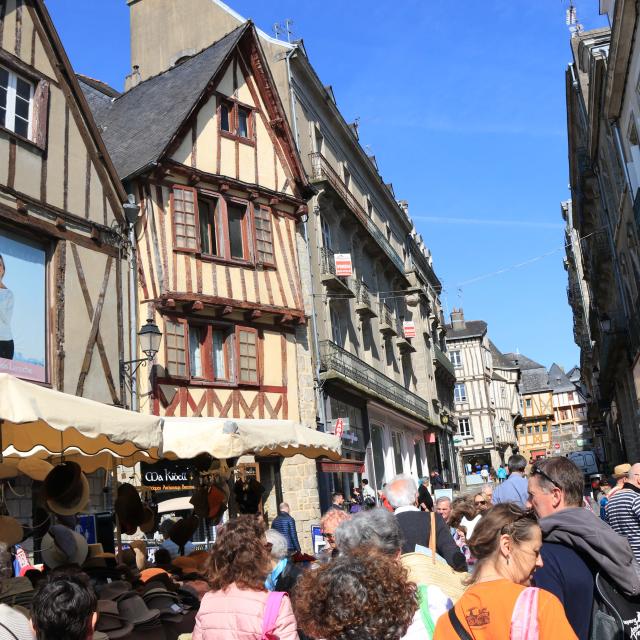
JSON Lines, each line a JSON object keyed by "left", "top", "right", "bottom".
{"left": 355, "top": 280, "right": 377, "bottom": 318}
{"left": 319, "top": 340, "right": 431, "bottom": 421}
{"left": 433, "top": 343, "right": 456, "bottom": 380}
{"left": 378, "top": 301, "right": 398, "bottom": 336}
{"left": 320, "top": 247, "right": 354, "bottom": 297}
{"left": 309, "top": 152, "right": 406, "bottom": 275}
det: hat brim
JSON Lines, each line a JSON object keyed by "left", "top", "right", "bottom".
{"left": 46, "top": 473, "right": 90, "bottom": 516}
{"left": 17, "top": 459, "right": 53, "bottom": 482}
{"left": 0, "top": 517, "right": 23, "bottom": 546}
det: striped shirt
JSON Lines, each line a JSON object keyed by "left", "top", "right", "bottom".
{"left": 606, "top": 488, "right": 640, "bottom": 562}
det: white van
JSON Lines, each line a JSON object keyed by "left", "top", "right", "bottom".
{"left": 567, "top": 450, "right": 599, "bottom": 476}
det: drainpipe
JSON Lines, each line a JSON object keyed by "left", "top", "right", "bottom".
{"left": 123, "top": 191, "right": 140, "bottom": 411}
{"left": 285, "top": 45, "right": 328, "bottom": 431}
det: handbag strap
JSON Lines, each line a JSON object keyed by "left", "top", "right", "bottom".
{"left": 448, "top": 606, "right": 473, "bottom": 640}
{"left": 261, "top": 591, "right": 286, "bottom": 638}
{"left": 429, "top": 511, "right": 437, "bottom": 565}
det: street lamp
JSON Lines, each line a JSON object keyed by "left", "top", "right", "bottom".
{"left": 120, "top": 317, "right": 162, "bottom": 383}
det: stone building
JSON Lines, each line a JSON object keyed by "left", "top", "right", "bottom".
{"left": 120, "top": 0, "right": 458, "bottom": 503}
{"left": 445, "top": 309, "right": 519, "bottom": 485}
{"left": 565, "top": 15, "right": 640, "bottom": 463}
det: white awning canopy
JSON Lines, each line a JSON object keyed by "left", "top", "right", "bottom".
{"left": 162, "top": 418, "right": 341, "bottom": 461}
{"left": 0, "top": 374, "right": 162, "bottom": 460}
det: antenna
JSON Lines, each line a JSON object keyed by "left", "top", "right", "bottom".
{"left": 566, "top": 2, "right": 583, "bottom": 37}
{"left": 273, "top": 20, "right": 294, "bottom": 43}
{"left": 273, "top": 23, "right": 282, "bottom": 40}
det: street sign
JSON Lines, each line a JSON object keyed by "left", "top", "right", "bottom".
{"left": 334, "top": 253, "right": 353, "bottom": 276}
{"left": 554, "top": 443, "right": 561, "bottom": 450}
{"left": 403, "top": 321, "right": 416, "bottom": 338}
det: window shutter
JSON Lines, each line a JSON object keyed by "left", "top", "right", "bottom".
{"left": 165, "top": 320, "right": 187, "bottom": 378}
{"left": 31, "top": 80, "right": 49, "bottom": 149}
{"left": 172, "top": 186, "right": 199, "bottom": 251}
{"left": 237, "top": 327, "right": 258, "bottom": 384}
{"left": 254, "top": 206, "right": 274, "bottom": 265}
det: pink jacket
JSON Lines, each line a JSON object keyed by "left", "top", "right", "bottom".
{"left": 191, "top": 584, "right": 298, "bottom": 640}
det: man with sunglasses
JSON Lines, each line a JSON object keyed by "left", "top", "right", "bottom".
{"left": 491, "top": 454, "right": 529, "bottom": 507}
{"left": 527, "top": 457, "right": 640, "bottom": 640}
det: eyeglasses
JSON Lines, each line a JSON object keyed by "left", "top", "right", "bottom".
{"left": 322, "top": 532, "right": 335, "bottom": 540}
{"left": 531, "top": 464, "right": 562, "bottom": 490}
{"left": 474, "top": 499, "right": 487, "bottom": 505}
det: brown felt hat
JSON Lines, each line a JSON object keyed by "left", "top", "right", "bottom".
{"left": 115, "top": 483, "right": 145, "bottom": 534}
{"left": 0, "top": 516, "right": 23, "bottom": 546}
{"left": 43, "top": 462, "right": 90, "bottom": 516}
{"left": 140, "top": 506, "right": 157, "bottom": 534}
{"left": 189, "top": 488, "right": 209, "bottom": 518}
{"left": 169, "top": 515, "right": 199, "bottom": 548}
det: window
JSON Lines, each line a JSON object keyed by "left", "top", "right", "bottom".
{"left": 450, "top": 350, "right": 462, "bottom": 368}
{"left": 219, "top": 99, "right": 253, "bottom": 140}
{"left": 525, "top": 399, "right": 532, "bottom": 409}
{"left": 534, "top": 426, "right": 540, "bottom": 433}
{"left": 0, "top": 66, "right": 33, "bottom": 139}
{"left": 172, "top": 186, "right": 199, "bottom": 251}
{"left": 342, "top": 165, "right": 351, "bottom": 190}
{"left": 227, "top": 201, "right": 249, "bottom": 260}
{"left": 321, "top": 216, "right": 332, "bottom": 250}
{"left": 198, "top": 195, "right": 220, "bottom": 256}
{"left": 501, "top": 387, "right": 507, "bottom": 399}
{"left": 391, "top": 432, "right": 404, "bottom": 474}
{"left": 254, "top": 207, "right": 274, "bottom": 265}
{"left": 164, "top": 320, "right": 257, "bottom": 385}
{"left": 366, "top": 197, "right": 373, "bottom": 218}
{"left": 568, "top": 391, "right": 574, "bottom": 402}
{"left": 542, "top": 425, "right": 548, "bottom": 433}
{"left": 414, "top": 442, "right": 423, "bottom": 478}
{"left": 237, "top": 328, "right": 258, "bottom": 384}
{"left": 518, "top": 427, "right": 524, "bottom": 436}
{"left": 165, "top": 320, "right": 187, "bottom": 378}
{"left": 314, "top": 126, "right": 324, "bottom": 153}
{"left": 330, "top": 305, "right": 343, "bottom": 346}
{"left": 527, "top": 426, "right": 532, "bottom": 434}
{"left": 454, "top": 383, "right": 467, "bottom": 402}
{"left": 458, "top": 418, "right": 472, "bottom": 437}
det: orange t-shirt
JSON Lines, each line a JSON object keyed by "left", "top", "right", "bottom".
{"left": 434, "top": 579, "right": 577, "bottom": 640}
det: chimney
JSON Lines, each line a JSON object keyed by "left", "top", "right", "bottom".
{"left": 124, "top": 65, "right": 142, "bottom": 91}
{"left": 450, "top": 308, "right": 465, "bottom": 330}
{"left": 398, "top": 200, "right": 409, "bottom": 217}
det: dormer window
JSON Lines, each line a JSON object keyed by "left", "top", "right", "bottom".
{"left": 238, "top": 106, "right": 250, "bottom": 138}
{"left": 218, "top": 98, "right": 254, "bottom": 142}
{"left": 0, "top": 66, "right": 33, "bottom": 139}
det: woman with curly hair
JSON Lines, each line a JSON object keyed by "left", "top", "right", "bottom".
{"left": 434, "top": 503, "right": 576, "bottom": 639}
{"left": 293, "top": 549, "right": 417, "bottom": 640}
{"left": 192, "top": 515, "right": 298, "bottom": 639}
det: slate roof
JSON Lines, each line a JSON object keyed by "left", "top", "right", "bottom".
{"left": 502, "top": 353, "right": 545, "bottom": 371}
{"left": 80, "top": 24, "right": 248, "bottom": 180}
{"left": 519, "top": 368, "right": 550, "bottom": 394}
{"left": 488, "top": 340, "right": 518, "bottom": 370}
{"left": 445, "top": 320, "right": 487, "bottom": 340}
{"left": 548, "top": 363, "right": 576, "bottom": 394}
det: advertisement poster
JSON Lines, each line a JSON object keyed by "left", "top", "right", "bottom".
{"left": 0, "top": 231, "right": 46, "bottom": 382}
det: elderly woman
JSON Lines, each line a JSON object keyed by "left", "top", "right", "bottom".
{"left": 318, "top": 508, "right": 350, "bottom": 562}
{"left": 293, "top": 549, "right": 416, "bottom": 640}
{"left": 434, "top": 503, "right": 576, "bottom": 639}
{"left": 335, "top": 508, "right": 452, "bottom": 639}
{"left": 265, "top": 529, "right": 302, "bottom": 594}
{"left": 192, "top": 515, "right": 298, "bottom": 639}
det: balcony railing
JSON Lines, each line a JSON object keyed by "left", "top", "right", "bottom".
{"left": 319, "top": 340, "right": 430, "bottom": 421}
{"left": 355, "top": 280, "right": 377, "bottom": 318}
{"left": 320, "top": 247, "right": 353, "bottom": 297}
{"left": 320, "top": 247, "right": 337, "bottom": 275}
{"left": 309, "top": 152, "right": 405, "bottom": 274}
{"left": 433, "top": 343, "right": 456, "bottom": 379}
{"left": 379, "top": 301, "right": 397, "bottom": 335}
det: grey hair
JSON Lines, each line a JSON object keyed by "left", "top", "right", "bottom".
{"left": 265, "top": 529, "right": 289, "bottom": 560}
{"left": 334, "top": 508, "right": 402, "bottom": 556}
{"left": 384, "top": 473, "right": 418, "bottom": 509}
{"left": 435, "top": 496, "right": 451, "bottom": 506}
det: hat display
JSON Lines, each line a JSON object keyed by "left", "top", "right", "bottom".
{"left": 41, "top": 525, "right": 88, "bottom": 569}
{"left": 95, "top": 600, "right": 134, "bottom": 639}
{"left": 96, "top": 580, "right": 133, "bottom": 602}
{"left": 0, "top": 517, "right": 23, "bottom": 547}
{"left": 114, "top": 484, "right": 145, "bottom": 535}
{"left": 0, "top": 603, "right": 33, "bottom": 640}
{"left": 117, "top": 593, "right": 160, "bottom": 626}
{"left": 17, "top": 458, "right": 53, "bottom": 482}
{"left": 169, "top": 516, "right": 199, "bottom": 548}
{"left": 43, "top": 462, "right": 90, "bottom": 515}
{"left": 189, "top": 487, "right": 209, "bottom": 519}
{"left": 613, "top": 463, "right": 631, "bottom": 479}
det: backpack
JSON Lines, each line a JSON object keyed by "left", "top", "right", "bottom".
{"left": 590, "top": 571, "right": 640, "bottom": 639}
{"left": 261, "top": 591, "right": 286, "bottom": 640}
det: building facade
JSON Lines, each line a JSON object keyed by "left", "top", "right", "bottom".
{"left": 445, "top": 309, "right": 519, "bottom": 485}
{"left": 121, "top": 0, "right": 458, "bottom": 503}
{"left": 83, "top": 22, "right": 324, "bottom": 549}
{"left": 565, "top": 16, "right": 640, "bottom": 464}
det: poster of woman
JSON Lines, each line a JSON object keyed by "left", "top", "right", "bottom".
{"left": 0, "top": 231, "right": 46, "bottom": 383}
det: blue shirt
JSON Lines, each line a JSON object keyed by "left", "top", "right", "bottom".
{"left": 533, "top": 542, "right": 595, "bottom": 640}
{"left": 491, "top": 473, "right": 529, "bottom": 507}
{"left": 497, "top": 467, "right": 507, "bottom": 480}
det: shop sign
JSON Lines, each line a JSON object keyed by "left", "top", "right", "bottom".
{"left": 334, "top": 253, "right": 353, "bottom": 276}
{"left": 331, "top": 417, "right": 349, "bottom": 437}
{"left": 0, "top": 230, "right": 47, "bottom": 382}
{"left": 453, "top": 437, "right": 463, "bottom": 446}
{"left": 140, "top": 460, "right": 194, "bottom": 490}
{"left": 403, "top": 321, "right": 416, "bottom": 339}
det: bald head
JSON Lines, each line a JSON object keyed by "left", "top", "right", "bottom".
{"left": 279, "top": 503, "right": 290, "bottom": 513}
{"left": 628, "top": 464, "right": 640, "bottom": 489}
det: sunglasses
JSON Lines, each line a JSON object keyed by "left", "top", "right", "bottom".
{"left": 322, "top": 532, "right": 335, "bottom": 540}
{"left": 531, "top": 464, "right": 562, "bottom": 490}
{"left": 474, "top": 499, "right": 487, "bottom": 505}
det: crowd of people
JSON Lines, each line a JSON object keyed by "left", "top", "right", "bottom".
{"left": 4, "top": 456, "right": 640, "bottom": 639}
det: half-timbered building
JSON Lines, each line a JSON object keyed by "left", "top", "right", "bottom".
{"left": 0, "top": 0, "right": 130, "bottom": 405}
{"left": 83, "top": 23, "right": 319, "bottom": 543}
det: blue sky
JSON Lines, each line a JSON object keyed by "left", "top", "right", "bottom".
{"left": 46, "top": 0, "right": 609, "bottom": 370}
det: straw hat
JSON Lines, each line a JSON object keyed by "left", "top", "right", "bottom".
{"left": 0, "top": 464, "right": 18, "bottom": 481}
{"left": 613, "top": 463, "right": 631, "bottom": 479}
{"left": 400, "top": 552, "right": 467, "bottom": 602}
{"left": 18, "top": 458, "right": 53, "bottom": 482}
{"left": 41, "top": 525, "right": 89, "bottom": 569}
{"left": 43, "top": 462, "right": 90, "bottom": 516}
{"left": 0, "top": 516, "right": 23, "bottom": 546}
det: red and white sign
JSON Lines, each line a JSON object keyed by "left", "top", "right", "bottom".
{"left": 403, "top": 321, "right": 416, "bottom": 339}
{"left": 334, "top": 253, "right": 353, "bottom": 277}
{"left": 334, "top": 417, "right": 345, "bottom": 438}
{"left": 554, "top": 443, "right": 561, "bottom": 450}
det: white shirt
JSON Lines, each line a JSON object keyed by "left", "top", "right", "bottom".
{"left": 460, "top": 514, "right": 482, "bottom": 538}
{"left": 394, "top": 505, "right": 420, "bottom": 514}
{"left": 362, "top": 484, "right": 376, "bottom": 499}
{"left": 0, "top": 289, "right": 14, "bottom": 341}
